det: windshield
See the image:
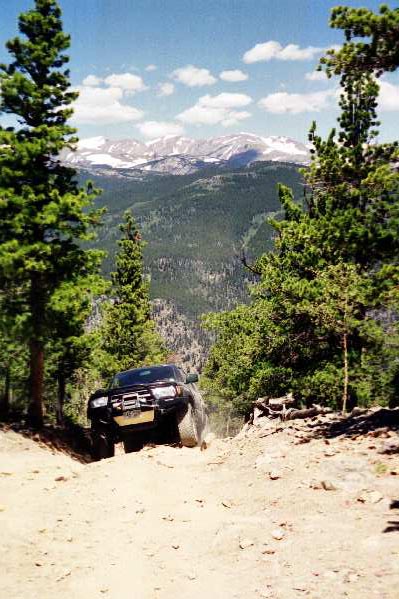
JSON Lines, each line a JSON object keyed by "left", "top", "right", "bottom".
{"left": 111, "top": 366, "right": 176, "bottom": 389}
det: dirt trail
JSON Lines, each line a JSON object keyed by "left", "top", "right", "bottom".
{"left": 1, "top": 422, "right": 398, "bottom": 599}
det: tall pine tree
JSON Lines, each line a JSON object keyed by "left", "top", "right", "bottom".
{"left": 204, "top": 4, "right": 399, "bottom": 412}
{"left": 99, "top": 211, "right": 166, "bottom": 377}
{"left": 0, "top": 0, "right": 104, "bottom": 426}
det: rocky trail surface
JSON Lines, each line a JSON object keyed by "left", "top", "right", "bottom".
{"left": 1, "top": 412, "right": 398, "bottom": 599}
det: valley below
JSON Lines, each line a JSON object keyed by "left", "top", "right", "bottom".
{"left": 76, "top": 137, "right": 305, "bottom": 368}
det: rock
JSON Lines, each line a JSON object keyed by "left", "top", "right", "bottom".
{"left": 0, "top": 505, "right": 6, "bottom": 512}
{"left": 357, "top": 490, "right": 383, "bottom": 504}
{"left": 367, "top": 427, "right": 390, "bottom": 438}
{"left": 239, "top": 538, "right": 255, "bottom": 549}
{"left": 310, "top": 480, "right": 323, "bottom": 490}
{"left": 271, "top": 528, "right": 285, "bottom": 541}
{"left": 294, "top": 437, "right": 310, "bottom": 445}
{"left": 321, "top": 480, "right": 337, "bottom": 491}
{"left": 253, "top": 406, "right": 265, "bottom": 425}
{"left": 378, "top": 439, "right": 399, "bottom": 454}
{"left": 54, "top": 476, "right": 68, "bottom": 482}
{"left": 269, "top": 470, "right": 282, "bottom": 480}
{"left": 343, "top": 571, "right": 359, "bottom": 583}
{"left": 324, "top": 449, "right": 337, "bottom": 457}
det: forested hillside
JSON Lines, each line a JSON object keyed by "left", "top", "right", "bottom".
{"left": 83, "top": 162, "right": 303, "bottom": 367}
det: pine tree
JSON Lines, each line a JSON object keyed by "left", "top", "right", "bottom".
{"left": 0, "top": 285, "right": 28, "bottom": 418}
{"left": 204, "top": 4, "right": 399, "bottom": 413}
{"left": 47, "top": 274, "right": 107, "bottom": 424}
{"left": 0, "top": 0, "right": 104, "bottom": 426}
{"left": 100, "top": 211, "right": 166, "bottom": 376}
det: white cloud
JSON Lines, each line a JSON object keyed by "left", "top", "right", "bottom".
{"left": 378, "top": 80, "right": 399, "bottom": 111}
{"left": 305, "top": 70, "right": 328, "bottom": 82}
{"left": 157, "top": 82, "right": 175, "bottom": 97}
{"left": 72, "top": 86, "right": 144, "bottom": 125}
{"left": 82, "top": 74, "right": 102, "bottom": 86}
{"left": 220, "top": 69, "right": 248, "bottom": 82}
{"left": 258, "top": 89, "right": 335, "bottom": 114}
{"left": 171, "top": 65, "right": 217, "bottom": 87}
{"left": 137, "top": 120, "right": 185, "bottom": 138}
{"left": 177, "top": 93, "right": 252, "bottom": 127}
{"left": 279, "top": 44, "right": 323, "bottom": 61}
{"left": 145, "top": 64, "right": 157, "bottom": 72}
{"left": 220, "top": 112, "right": 251, "bottom": 127}
{"left": 198, "top": 93, "right": 252, "bottom": 108}
{"left": 243, "top": 40, "right": 323, "bottom": 63}
{"left": 103, "top": 72, "right": 147, "bottom": 93}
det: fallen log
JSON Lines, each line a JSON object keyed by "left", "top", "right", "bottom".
{"left": 282, "top": 405, "right": 333, "bottom": 421}
{"left": 255, "top": 393, "right": 295, "bottom": 412}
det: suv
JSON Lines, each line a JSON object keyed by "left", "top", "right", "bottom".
{"left": 87, "top": 364, "right": 207, "bottom": 460}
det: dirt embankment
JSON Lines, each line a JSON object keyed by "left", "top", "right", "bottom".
{"left": 0, "top": 413, "right": 398, "bottom": 599}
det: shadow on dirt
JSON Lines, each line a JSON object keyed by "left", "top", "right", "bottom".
{"left": 384, "top": 499, "right": 399, "bottom": 533}
{"left": 1, "top": 418, "right": 186, "bottom": 464}
{"left": 0, "top": 422, "right": 92, "bottom": 464}
{"left": 303, "top": 408, "right": 399, "bottom": 441}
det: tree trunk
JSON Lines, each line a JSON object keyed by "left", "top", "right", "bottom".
{"left": 342, "top": 332, "right": 349, "bottom": 414}
{"left": 0, "top": 366, "right": 11, "bottom": 419}
{"left": 27, "top": 275, "right": 45, "bottom": 428}
{"left": 28, "top": 338, "right": 44, "bottom": 427}
{"left": 56, "top": 372, "right": 65, "bottom": 426}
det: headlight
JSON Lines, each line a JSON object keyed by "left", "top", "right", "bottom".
{"left": 90, "top": 396, "right": 108, "bottom": 408}
{"left": 151, "top": 385, "right": 176, "bottom": 400}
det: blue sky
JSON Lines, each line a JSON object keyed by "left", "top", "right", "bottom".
{"left": 1, "top": 0, "right": 398, "bottom": 142}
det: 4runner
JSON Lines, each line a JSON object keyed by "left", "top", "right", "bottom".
{"left": 88, "top": 364, "right": 207, "bottom": 460}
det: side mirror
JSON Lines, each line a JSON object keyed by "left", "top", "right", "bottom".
{"left": 186, "top": 373, "right": 199, "bottom": 384}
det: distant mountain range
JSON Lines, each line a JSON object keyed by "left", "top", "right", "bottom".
{"left": 63, "top": 133, "right": 310, "bottom": 175}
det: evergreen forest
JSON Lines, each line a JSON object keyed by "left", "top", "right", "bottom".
{"left": 0, "top": 1, "right": 398, "bottom": 428}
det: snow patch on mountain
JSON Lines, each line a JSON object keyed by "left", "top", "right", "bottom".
{"left": 62, "top": 133, "right": 309, "bottom": 175}
{"left": 261, "top": 136, "right": 308, "bottom": 156}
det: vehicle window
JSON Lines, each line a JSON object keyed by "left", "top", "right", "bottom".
{"left": 111, "top": 366, "right": 176, "bottom": 388}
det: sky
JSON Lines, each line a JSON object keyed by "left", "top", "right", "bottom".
{"left": 0, "top": 0, "right": 398, "bottom": 143}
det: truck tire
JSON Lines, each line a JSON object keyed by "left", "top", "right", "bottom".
{"left": 177, "top": 402, "right": 199, "bottom": 447}
{"left": 91, "top": 430, "right": 115, "bottom": 461}
{"left": 123, "top": 436, "right": 144, "bottom": 453}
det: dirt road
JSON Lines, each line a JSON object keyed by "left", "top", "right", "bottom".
{"left": 1, "top": 420, "right": 398, "bottom": 599}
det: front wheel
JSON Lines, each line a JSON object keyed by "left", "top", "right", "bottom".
{"left": 177, "top": 403, "right": 199, "bottom": 447}
{"left": 123, "top": 435, "right": 144, "bottom": 453}
{"left": 91, "top": 429, "right": 115, "bottom": 461}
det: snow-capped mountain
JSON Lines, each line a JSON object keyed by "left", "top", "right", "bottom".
{"left": 62, "top": 133, "right": 309, "bottom": 175}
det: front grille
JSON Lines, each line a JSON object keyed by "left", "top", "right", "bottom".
{"left": 111, "top": 388, "right": 153, "bottom": 408}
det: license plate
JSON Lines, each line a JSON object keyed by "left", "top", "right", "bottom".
{"left": 123, "top": 409, "right": 140, "bottom": 419}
